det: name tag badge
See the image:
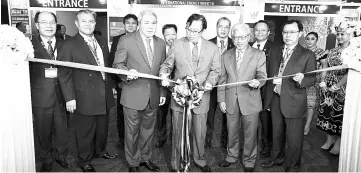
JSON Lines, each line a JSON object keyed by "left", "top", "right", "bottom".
{"left": 273, "top": 78, "right": 282, "bottom": 85}
{"left": 45, "top": 68, "right": 57, "bottom": 78}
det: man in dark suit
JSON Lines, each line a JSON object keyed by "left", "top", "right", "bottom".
{"left": 207, "top": 17, "right": 235, "bottom": 149}
{"left": 108, "top": 13, "right": 138, "bottom": 147}
{"left": 155, "top": 24, "right": 178, "bottom": 148}
{"left": 160, "top": 14, "right": 221, "bottom": 172}
{"left": 249, "top": 20, "right": 275, "bottom": 158}
{"left": 261, "top": 20, "right": 317, "bottom": 172}
{"left": 30, "top": 11, "right": 71, "bottom": 172}
{"left": 113, "top": 9, "right": 166, "bottom": 172}
{"left": 55, "top": 24, "right": 72, "bottom": 40}
{"left": 58, "top": 9, "right": 117, "bottom": 172}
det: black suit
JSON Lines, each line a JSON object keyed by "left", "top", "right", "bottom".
{"left": 109, "top": 33, "right": 126, "bottom": 143}
{"left": 58, "top": 33, "right": 116, "bottom": 167}
{"left": 206, "top": 37, "right": 235, "bottom": 148}
{"left": 249, "top": 40, "right": 275, "bottom": 151}
{"left": 264, "top": 44, "right": 316, "bottom": 171}
{"left": 30, "top": 36, "right": 68, "bottom": 165}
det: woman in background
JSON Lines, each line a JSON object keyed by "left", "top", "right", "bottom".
{"left": 303, "top": 32, "right": 327, "bottom": 135}
{"left": 316, "top": 24, "right": 350, "bottom": 155}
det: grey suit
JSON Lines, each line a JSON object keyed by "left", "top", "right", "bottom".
{"left": 113, "top": 31, "right": 166, "bottom": 166}
{"left": 160, "top": 37, "right": 221, "bottom": 169}
{"left": 218, "top": 45, "right": 267, "bottom": 168}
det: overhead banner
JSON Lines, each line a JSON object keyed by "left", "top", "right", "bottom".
{"left": 128, "top": 0, "right": 240, "bottom": 6}
{"left": 264, "top": 2, "right": 341, "bottom": 16}
{"left": 29, "top": 0, "right": 107, "bottom": 9}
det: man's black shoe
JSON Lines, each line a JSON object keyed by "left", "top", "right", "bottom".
{"left": 140, "top": 160, "right": 160, "bottom": 172}
{"left": 98, "top": 153, "right": 117, "bottom": 159}
{"left": 129, "top": 166, "right": 140, "bottom": 172}
{"left": 285, "top": 167, "right": 291, "bottom": 172}
{"left": 196, "top": 164, "right": 212, "bottom": 172}
{"left": 261, "top": 160, "right": 283, "bottom": 168}
{"left": 80, "top": 164, "right": 95, "bottom": 172}
{"left": 260, "top": 148, "right": 271, "bottom": 158}
{"left": 40, "top": 162, "right": 52, "bottom": 172}
{"left": 219, "top": 160, "right": 233, "bottom": 167}
{"left": 155, "top": 140, "right": 166, "bottom": 148}
{"left": 56, "top": 158, "right": 71, "bottom": 169}
{"left": 245, "top": 167, "right": 254, "bottom": 172}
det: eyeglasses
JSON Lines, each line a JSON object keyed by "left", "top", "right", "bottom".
{"left": 79, "top": 20, "right": 96, "bottom": 24}
{"left": 37, "top": 21, "right": 56, "bottom": 25}
{"left": 233, "top": 35, "right": 249, "bottom": 41}
{"left": 282, "top": 30, "right": 299, "bottom": 35}
{"left": 186, "top": 28, "right": 202, "bottom": 35}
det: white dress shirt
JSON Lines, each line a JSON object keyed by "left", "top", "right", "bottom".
{"left": 252, "top": 39, "right": 268, "bottom": 50}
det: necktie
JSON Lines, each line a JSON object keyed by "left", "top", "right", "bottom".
{"left": 146, "top": 38, "right": 153, "bottom": 68}
{"left": 274, "top": 47, "right": 290, "bottom": 94}
{"left": 192, "top": 42, "right": 199, "bottom": 69}
{"left": 220, "top": 40, "right": 225, "bottom": 54}
{"left": 47, "top": 41, "right": 55, "bottom": 60}
{"left": 236, "top": 49, "right": 243, "bottom": 72}
{"left": 88, "top": 37, "right": 105, "bottom": 80}
{"left": 257, "top": 43, "right": 261, "bottom": 50}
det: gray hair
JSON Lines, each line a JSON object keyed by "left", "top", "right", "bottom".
{"left": 138, "top": 9, "right": 157, "bottom": 23}
{"left": 231, "top": 23, "right": 251, "bottom": 37}
{"left": 76, "top": 9, "right": 97, "bottom": 21}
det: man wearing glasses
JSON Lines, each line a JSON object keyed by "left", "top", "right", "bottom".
{"left": 206, "top": 17, "right": 235, "bottom": 150}
{"left": 261, "top": 20, "right": 317, "bottom": 172}
{"left": 30, "top": 11, "right": 70, "bottom": 172}
{"left": 58, "top": 9, "right": 117, "bottom": 172}
{"left": 217, "top": 23, "right": 267, "bottom": 172}
{"left": 160, "top": 13, "right": 220, "bottom": 172}
{"left": 250, "top": 20, "right": 275, "bottom": 158}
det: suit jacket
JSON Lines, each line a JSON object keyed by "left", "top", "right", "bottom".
{"left": 249, "top": 40, "right": 275, "bottom": 108}
{"left": 209, "top": 37, "right": 235, "bottom": 51}
{"left": 113, "top": 31, "right": 166, "bottom": 110}
{"left": 108, "top": 33, "right": 127, "bottom": 84}
{"left": 30, "top": 36, "right": 65, "bottom": 107}
{"left": 249, "top": 40, "right": 274, "bottom": 57}
{"left": 160, "top": 37, "right": 221, "bottom": 114}
{"left": 263, "top": 44, "right": 317, "bottom": 118}
{"left": 218, "top": 45, "right": 267, "bottom": 115}
{"left": 57, "top": 33, "right": 115, "bottom": 115}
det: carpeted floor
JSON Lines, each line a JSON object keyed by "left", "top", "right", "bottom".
{"left": 44, "top": 105, "right": 339, "bottom": 172}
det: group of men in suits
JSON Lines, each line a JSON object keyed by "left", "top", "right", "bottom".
{"left": 29, "top": 8, "right": 317, "bottom": 173}
{"left": 30, "top": 10, "right": 117, "bottom": 172}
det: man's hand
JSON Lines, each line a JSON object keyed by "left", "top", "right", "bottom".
{"left": 204, "top": 83, "right": 213, "bottom": 91}
{"left": 319, "top": 82, "right": 327, "bottom": 92}
{"left": 127, "top": 69, "right": 138, "bottom": 80}
{"left": 159, "top": 97, "right": 166, "bottom": 106}
{"left": 248, "top": 79, "right": 260, "bottom": 89}
{"left": 112, "top": 88, "right": 117, "bottom": 98}
{"left": 329, "top": 85, "right": 340, "bottom": 93}
{"left": 293, "top": 73, "right": 304, "bottom": 84}
{"left": 161, "top": 73, "right": 171, "bottom": 87}
{"left": 219, "top": 102, "right": 226, "bottom": 113}
{"left": 66, "top": 100, "right": 76, "bottom": 113}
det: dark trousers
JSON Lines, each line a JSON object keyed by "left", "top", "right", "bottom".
{"left": 33, "top": 99, "right": 68, "bottom": 164}
{"left": 206, "top": 88, "right": 227, "bottom": 146}
{"left": 270, "top": 94, "right": 304, "bottom": 171}
{"left": 72, "top": 113, "right": 109, "bottom": 167}
{"left": 157, "top": 94, "right": 172, "bottom": 142}
{"left": 259, "top": 109, "right": 272, "bottom": 150}
{"left": 123, "top": 103, "right": 158, "bottom": 166}
{"left": 116, "top": 87, "right": 124, "bottom": 142}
